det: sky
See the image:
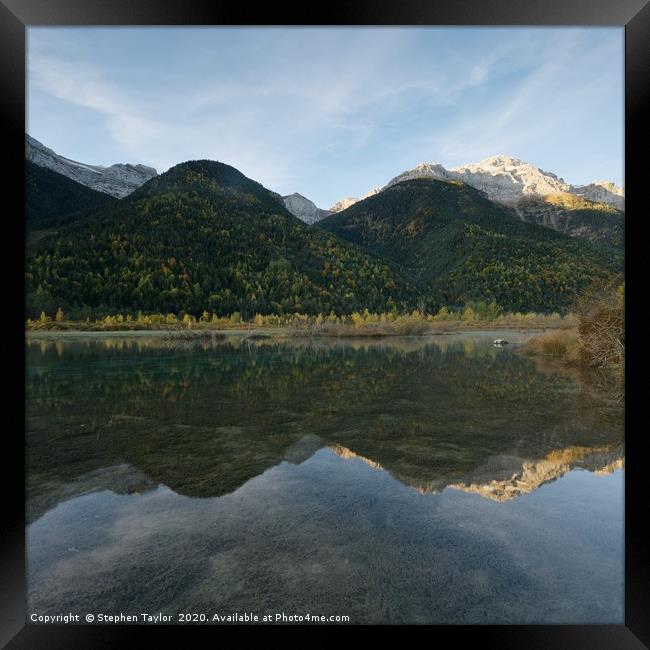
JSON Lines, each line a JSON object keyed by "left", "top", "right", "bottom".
{"left": 27, "top": 27, "right": 624, "bottom": 208}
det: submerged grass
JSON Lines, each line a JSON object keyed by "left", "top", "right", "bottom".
{"left": 159, "top": 330, "right": 226, "bottom": 342}
{"left": 524, "top": 329, "right": 586, "bottom": 364}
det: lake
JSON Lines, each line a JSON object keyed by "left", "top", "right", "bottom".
{"left": 25, "top": 331, "right": 624, "bottom": 624}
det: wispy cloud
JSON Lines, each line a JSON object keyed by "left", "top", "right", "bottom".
{"left": 422, "top": 32, "right": 623, "bottom": 178}
{"left": 27, "top": 27, "right": 623, "bottom": 206}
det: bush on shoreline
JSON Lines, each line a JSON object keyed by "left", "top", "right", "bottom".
{"left": 576, "top": 282, "right": 624, "bottom": 368}
{"left": 524, "top": 281, "right": 624, "bottom": 369}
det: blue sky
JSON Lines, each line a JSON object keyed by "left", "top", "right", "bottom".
{"left": 27, "top": 27, "right": 624, "bottom": 208}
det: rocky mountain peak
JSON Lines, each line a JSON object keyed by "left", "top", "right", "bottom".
{"left": 329, "top": 197, "right": 359, "bottom": 213}
{"left": 25, "top": 134, "right": 157, "bottom": 198}
{"left": 385, "top": 162, "right": 454, "bottom": 189}
{"left": 329, "top": 187, "right": 383, "bottom": 213}
{"left": 282, "top": 192, "right": 332, "bottom": 224}
{"left": 470, "top": 154, "right": 525, "bottom": 168}
{"left": 380, "top": 155, "right": 623, "bottom": 209}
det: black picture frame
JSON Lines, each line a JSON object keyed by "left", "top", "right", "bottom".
{"left": 2, "top": 0, "right": 647, "bottom": 646}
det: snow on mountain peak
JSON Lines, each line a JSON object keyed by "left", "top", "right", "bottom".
{"left": 328, "top": 188, "right": 383, "bottom": 213}
{"left": 27, "top": 133, "right": 624, "bottom": 213}
{"left": 470, "top": 154, "right": 525, "bottom": 168}
{"left": 331, "top": 155, "right": 624, "bottom": 212}
{"left": 413, "top": 162, "right": 444, "bottom": 171}
{"left": 329, "top": 197, "right": 359, "bottom": 213}
{"left": 446, "top": 155, "right": 571, "bottom": 202}
{"left": 25, "top": 134, "right": 158, "bottom": 198}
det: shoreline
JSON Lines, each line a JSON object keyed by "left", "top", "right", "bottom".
{"left": 25, "top": 326, "right": 550, "bottom": 340}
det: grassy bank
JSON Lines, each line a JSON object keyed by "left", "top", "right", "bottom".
{"left": 524, "top": 329, "right": 585, "bottom": 363}
{"left": 26, "top": 308, "right": 574, "bottom": 336}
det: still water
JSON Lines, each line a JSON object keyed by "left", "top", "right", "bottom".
{"left": 26, "top": 332, "right": 624, "bottom": 624}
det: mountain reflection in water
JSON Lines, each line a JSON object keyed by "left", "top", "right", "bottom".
{"left": 25, "top": 333, "right": 624, "bottom": 624}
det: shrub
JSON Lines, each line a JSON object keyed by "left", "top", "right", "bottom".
{"left": 525, "top": 279, "right": 624, "bottom": 369}
{"left": 576, "top": 282, "right": 624, "bottom": 368}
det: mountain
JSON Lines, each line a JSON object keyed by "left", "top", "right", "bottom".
{"left": 329, "top": 187, "right": 382, "bottom": 213}
{"left": 572, "top": 181, "right": 625, "bottom": 209}
{"left": 449, "top": 155, "right": 573, "bottom": 203}
{"left": 26, "top": 160, "right": 115, "bottom": 231}
{"left": 334, "top": 155, "right": 624, "bottom": 211}
{"left": 331, "top": 442, "right": 623, "bottom": 501}
{"left": 385, "top": 162, "right": 457, "bottom": 188}
{"left": 25, "top": 159, "right": 420, "bottom": 319}
{"left": 26, "top": 134, "right": 158, "bottom": 198}
{"left": 392, "top": 155, "right": 625, "bottom": 208}
{"left": 318, "top": 177, "right": 622, "bottom": 313}
{"left": 329, "top": 197, "right": 359, "bottom": 213}
{"left": 27, "top": 334, "right": 622, "bottom": 509}
{"left": 514, "top": 193, "right": 624, "bottom": 248}
{"left": 282, "top": 193, "right": 331, "bottom": 224}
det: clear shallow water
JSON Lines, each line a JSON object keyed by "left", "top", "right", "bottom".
{"left": 26, "top": 332, "right": 624, "bottom": 624}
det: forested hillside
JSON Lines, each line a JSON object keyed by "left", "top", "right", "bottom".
{"left": 26, "top": 160, "right": 115, "bottom": 231}
{"left": 318, "top": 178, "right": 622, "bottom": 313}
{"left": 514, "top": 193, "right": 624, "bottom": 248}
{"left": 25, "top": 160, "right": 420, "bottom": 319}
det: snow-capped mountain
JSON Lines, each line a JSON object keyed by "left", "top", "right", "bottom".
{"left": 282, "top": 193, "right": 332, "bottom": 224}
{"left": 333, "top": 155, "right": 624, "bottom": 211}
{"left": 329, "top": 187, "right": 382, "bottom": 213}
{"left": 329, "top": 197, "right": 359, "bottom": 213}
{"left": 387, "top": 155, "right": 624, "bottom": 209}
{"left": 449, "top": 155, "right": 573, "bottom": 203}
{"left": 26, "top": 134, "right": 158, "bottom": 198}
